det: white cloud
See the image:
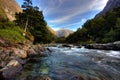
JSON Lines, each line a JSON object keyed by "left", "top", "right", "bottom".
{"left": 64, "top": 22, "right": 83, "bottom": 27}
{"left": 51, "top": 27, "right": 61, "bottom": 31}
{"left": 48, "top": 10, "right": 87, "bottom": 24}
{"left": 49, "top": 16, "right": 71, "bottom": 23}
{"left": 34, "top": 0, "right": 108, "bottom": 30}
{"left": 92, "top": 0, "right": 108, "bottom": 10}
{"left": 45, "top": 0, "right": 108, "bottom": 24}
{"left": 65, "top": 19, "right": 87, "bottom": 27}
{"left": 35, "top": 0, "right": 64, "bottom": 15}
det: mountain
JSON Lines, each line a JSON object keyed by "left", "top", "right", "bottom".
{"left": 46, "top": 25, "right": 57, "bottom": 35}
{"left": 95, "top": 0, "right": 120, "bottom": 18}
{"left": 57, "top": 29, "right": 73, "bottom": 37}
{"left": 0, "top": 0, "right": 22, "bottom": 21}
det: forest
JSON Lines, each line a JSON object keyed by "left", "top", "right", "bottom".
{"left": 66, "top": 6, "right": 120, "bottom": 44}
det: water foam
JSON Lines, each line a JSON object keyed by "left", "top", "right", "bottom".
{"left": 106, "top": 51, "right": 120, "bottom": 58}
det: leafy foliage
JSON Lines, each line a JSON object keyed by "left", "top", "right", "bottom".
{"left": 0, "top": 19, "right": 13, "bottom": 28}
{"left": 55, "top": 37, "right": 66, "bottom": 43}
{"left": 66, "top": 7, "right": 120, "bottom": 44}
{"left": 21, "top": 0, "right": 32, "bottom": 9}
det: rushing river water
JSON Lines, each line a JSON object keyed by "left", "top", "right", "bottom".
{"left": 16, "top": 46, "right": 120, "bottom": 80}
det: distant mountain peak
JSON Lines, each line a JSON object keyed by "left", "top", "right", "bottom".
{"left": 57, "top": 29, "right": 73, "bottom": 37}
{"left": 95, "top": 0, "right": 120, "bottom": 18}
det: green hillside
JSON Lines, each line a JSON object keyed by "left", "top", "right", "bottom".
{"left": 66, "top": 7, "right": 120, "bottom": 44}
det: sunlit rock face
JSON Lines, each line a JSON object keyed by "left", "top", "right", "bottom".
{"left": 0, "top": 0, "right": 22, "bottom": 21}
{"left": 46, "top": 25, "right": 57, "bottom": 36}
{"left": 96, "top": 0, "right": 120, "bottom": 18}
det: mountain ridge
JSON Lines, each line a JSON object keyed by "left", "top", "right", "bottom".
{"left": 46, "top": 25, "right": 57, "bottom": 35}
{"left": 95, "top": 0, "right": 120, "bottom": 18}
{"left": 0, "top": 0, "right": 22, "bottom": 21}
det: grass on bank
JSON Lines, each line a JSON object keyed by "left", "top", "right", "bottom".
{"left": 0, "top": 27, "right": 26, "bottom": 44}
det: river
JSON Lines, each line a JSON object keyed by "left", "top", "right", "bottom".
{"left": 16, "top": 46, "right": 120, "bottom": 80}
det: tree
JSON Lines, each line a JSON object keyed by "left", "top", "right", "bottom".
{"left": 103, "top": 28, "right": 116, "bottom": 43}
{"left": 15, "top": 0, "right": 55, "bottom": 44}
{"left": 114, "top": 18, "right": 120, "bottom": 40}
{"left": 22, "top": 0, "right": 32, "bottom": 9}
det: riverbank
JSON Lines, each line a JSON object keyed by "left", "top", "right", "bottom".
{"left": 0, "top": 43, "right": 46, "bottom": 79}
{"left": 85, "top": 41, "right": 120, "bottom": 51}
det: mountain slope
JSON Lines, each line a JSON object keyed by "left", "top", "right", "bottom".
{"left": 57, "top": 29, "right": 73, "bottom": 37}
{"left": 0, "top": 0, "right": 22, "bottom": 21}
{"left": 95, "top": 0, "right": 120, "bottom": 18}
{"left": 46, "top": 25, "right": 57, "bottom": 35}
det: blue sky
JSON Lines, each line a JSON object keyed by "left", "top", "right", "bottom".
{"left": 16, "top": 0, "right": 108, "bottom": 31}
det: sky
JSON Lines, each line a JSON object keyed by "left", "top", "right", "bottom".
{"left": 16, "top": 0, "right": 108, "bottom": 31}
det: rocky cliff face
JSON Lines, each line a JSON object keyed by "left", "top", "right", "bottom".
{"left": 0, "top": 0, "right": 22, "bottom": 21}
{"left": 95, "top": 0, "right": 120, "bottom": 18}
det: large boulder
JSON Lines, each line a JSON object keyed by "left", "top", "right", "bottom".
{"left": 33, "top": 44, "right": 44, "bottom": 52}
{"left": 27, "top": 44, "right": 45, "bottom": 57}
{"left": 62, "top": 44, "right": 73, "bottom": 48}
{"left": 2, "top": 60, "right": 22, "bottom": 78}
{"left": 27, "top": 47, "right": 38, "bottom": 56}
{"left": 13, "top": 57, "right": 26, "bottom": 65}
{"left": 13, "top": 48, "right": 27, "bottom": 59}
{"left": 0, "top": 49, "right": 13, "bottom": 67}
{"left": 85, "top": 41, "right": 120, "bottom": 50}
{"left": 0, "top": 44, "right": 45, "bottom": 79}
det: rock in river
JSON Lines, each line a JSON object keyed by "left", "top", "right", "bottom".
{"left": 2, "top": 60, "right": 22, "bottom": 78}
{"left": 85, "top": 41, "right": 120, "bottom": 50}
